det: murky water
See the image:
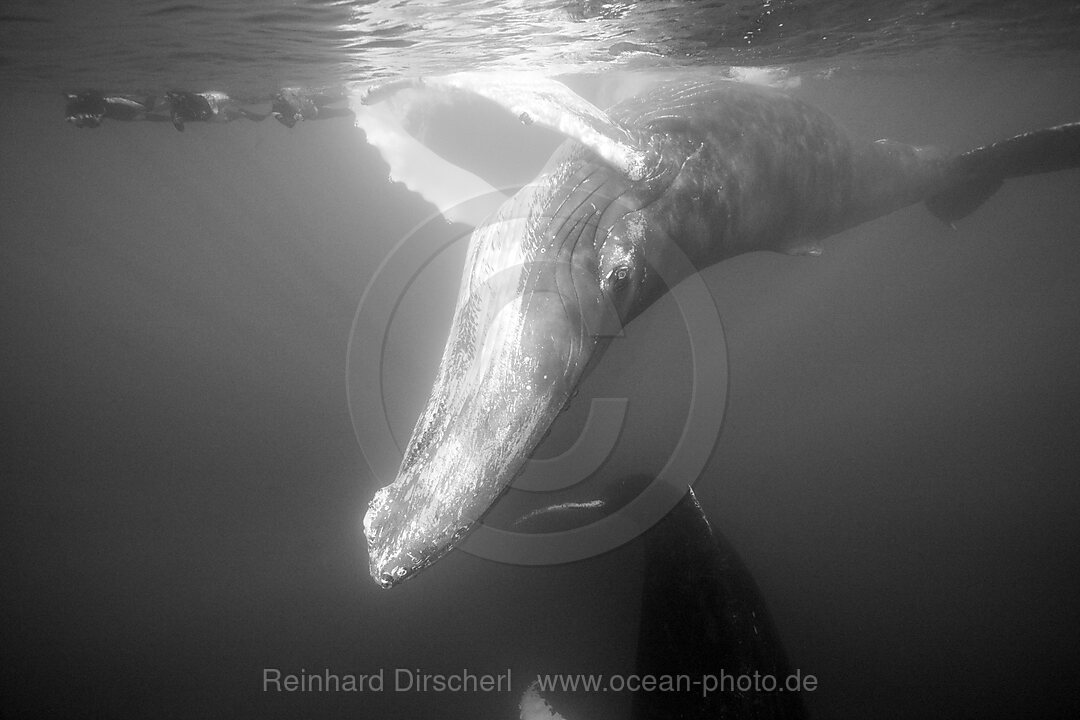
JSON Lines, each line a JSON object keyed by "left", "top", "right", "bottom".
{"left": 2, "top": 2, "right": 1080, "bottom": 719}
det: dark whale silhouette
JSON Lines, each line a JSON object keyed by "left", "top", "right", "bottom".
{"left": 517, "top": 480, "right": 807, "bottom": 720}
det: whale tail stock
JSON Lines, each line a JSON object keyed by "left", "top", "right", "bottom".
{"left": 514, "top": 480, "right": 807, "bottom": 720}
{"left": 927, "top": 121, "right": 1080, "bottom": 226}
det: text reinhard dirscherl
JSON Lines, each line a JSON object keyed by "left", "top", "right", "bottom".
{"left": 261, "top": 668, "right": 819, "bottom": 697}
{"left": 262, "top": 667, "right": 512, "bottom": 693}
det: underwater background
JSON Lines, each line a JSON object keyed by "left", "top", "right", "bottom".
{"left": 3, "top": 1, "right": 1080, "bottom": 718}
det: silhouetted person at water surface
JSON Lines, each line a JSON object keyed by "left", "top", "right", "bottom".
{"left": 165, "top": 90, "right": 269, "bottom": 131}
{"left": 64, "top": 91, "right": 166, "bottom": 128}
{"left": 271, "top": 87, "right": 354, "bottom": 127}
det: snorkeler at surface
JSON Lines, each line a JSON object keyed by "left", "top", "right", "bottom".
{"left": 271, "top": 87, "right": 354, "bottom": 127}
{"left": 165, "top": 90, "right": 269, "bottom": 131}
{"left": 65, "top": 88, "right": 355, "bottom": 130}
{"left": 64, "top": 91, "right": 167, "bottom": 128}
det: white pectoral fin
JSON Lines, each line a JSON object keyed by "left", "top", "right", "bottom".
{"left": 349, "top": 94, "right": 508, "bottom": 225}
{"left": 362, "top": 71, "right": 654, "bottom": 180}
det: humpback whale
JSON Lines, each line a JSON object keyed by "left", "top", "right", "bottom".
{"left": 361, "top": 72, "right": 1080, "bottom": 588}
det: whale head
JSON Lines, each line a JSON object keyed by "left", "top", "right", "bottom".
{"left": 363, "top": 142, "right": 674, "bottom": 587}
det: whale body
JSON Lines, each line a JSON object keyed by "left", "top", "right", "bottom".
{"left": 361, "top": 73, "right": 1080, "bottom": 588}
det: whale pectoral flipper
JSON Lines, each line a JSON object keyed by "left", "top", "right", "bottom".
{"left": 928, "top": 121, "right": 1080, "bottom": 224}
{"left": 362, "top": 72, "right": 657, "bottom": 179}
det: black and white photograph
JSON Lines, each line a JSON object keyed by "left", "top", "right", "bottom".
{"left": 2, "top": 2, "right": 1079, "bottom": 718}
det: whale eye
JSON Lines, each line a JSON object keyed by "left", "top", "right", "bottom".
{"left": 608, "top": 266, "right": 631, "bottom": 290}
